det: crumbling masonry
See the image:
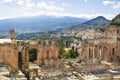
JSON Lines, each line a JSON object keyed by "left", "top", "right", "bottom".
{"left": 80, "top": 25, "right": 120, "bottom": 67}
{"left": 0, "top": 29, "right": 59, "bottom": 72}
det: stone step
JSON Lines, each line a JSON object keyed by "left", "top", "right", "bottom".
{"left": 16, "top": 78, "right": 27, "bottom": 80}
{"left": 0, "top": 76, "right": 11, "bottom": 80}
{"left": 29, "top": 63, "right": 39, "bottom": 70}
{"left": 18, "top": 70, "right": 25, "bottom": 78}
{"left": 0, "top": 65, "right": 10, "bottom": 76}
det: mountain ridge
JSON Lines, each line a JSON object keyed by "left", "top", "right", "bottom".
{"left": 68, "top": 16, "right": 110, "bottom": 31}
{"left": 0, "top": 15, "right": 87, "bottom": 33}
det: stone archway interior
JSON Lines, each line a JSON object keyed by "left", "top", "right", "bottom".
{"left": 29, "top": 48, "right": 37, "bottom": 63}
{"left": 112, "top": 48, "right": 115, "bottom": 55}
{"left": 103, "top": 46, "right": 110, "bottom": 61}
{"left": 18, "top": 52, "right": 22, "bottom": 69}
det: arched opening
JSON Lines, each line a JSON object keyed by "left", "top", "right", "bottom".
{"left": 29, "top": 48, "right": 37, "bottom": 63}
{"left": 103, "top": 46, "right": 110, "bottom": 61}
{"left": 111, "top": 48, "right": 115, "bottom": 62}
{"left": 89, "top": 48, "right": 92, "bottom": 58}
{"left": 46, "top": 50, "right": 49, "bottom": 59}
{"left": 112, "top": 48, "right": 115, "bottom": 55}
{"left": 18, "top": 52, "right": 22, "bottom": 69}
{"left": 99, "top": 46, "right": 102, "bottom": 60}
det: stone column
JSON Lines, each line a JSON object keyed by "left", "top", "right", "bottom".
{"left": 37, "top": 50, "right": 42, "bottom": 65}
{"left": 99, "top": 46, "right": 102, "bottom": 60}
{"left": 93, "top": 47, "right": 95, "bottom": 63}
{"left": 25, "top": 47, "right": 29, "bottom": 69}
{"left": 87, "top": 47, "right": 89, "bottom": 59}
{"left": 82, "top": 48, "right": 84, "bottom": 59}
{"left": 79, "top": 48, "right": 81, "bottom": 60}
{"left": 101, "top": 46, "right": 103, "bottom": 61}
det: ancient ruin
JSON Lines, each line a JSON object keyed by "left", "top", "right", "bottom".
{"left": 80, "top": 25, "right": 120, "bottom": 65}
{"left": 0, "top": 29, "right": 61, "bottom": 79}
{"left": 0, "top": 25, "right": 120, "bottom": 80}
{"left": 75, "top": 25, "right": 120, "bottom": 80}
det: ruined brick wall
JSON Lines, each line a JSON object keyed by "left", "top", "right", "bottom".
{"left": 0, "top": 29, "right": 59, "bottom": 72}
{"left": 0, "top": 44, "right": 18, "bottom": 72}
{"left": 80, "top": 44, "right": 100, "bottom": 64}
{"left": 0, "top": 40, "right": 59, "bottom": 72}
{"left": 26, "top": 40, "right": 59, "bottom": 66}
{"left": 36, "top": 45, "right": 59, "bottom": 66}
{"left": 80, "top": 26, "right": 119, "bottom": 64}
{"left": 102, "top": 45, "right": 111, "bottom": 61}
{"left": 17, "top": 46, "right": 29, "bottom": 70}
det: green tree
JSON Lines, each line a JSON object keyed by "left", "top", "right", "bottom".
{"left": 59, "top": 45, "right": 66, "bottom": 57}
{"left": 61, "top": 48, "right": 79, "bottom": 59}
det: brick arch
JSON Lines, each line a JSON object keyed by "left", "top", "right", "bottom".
{"left": 112, "top": 48, "right": 115, "bottom": 55}
{"left": 28, "top": 48, "right": 38, "bottom": 63}
{"left": 89, "top": 47, "right": 92, "bottom": 59}
{"left": 103, "top": 45, "right": 110, "bottom": 62}
{"left": 111, "top": 46, "right": 118, "bottom": 62}
{"left": 46, "top": 50, "right": 49, "bottom": 59}
{"left": 28, "top": 46, "right": 44, "bottom": 66}
{"left": 44, "top": 47, "right": 52, "bottom": 59}
{"left": 18, "top": 52, "right": 22, "bottom": 69}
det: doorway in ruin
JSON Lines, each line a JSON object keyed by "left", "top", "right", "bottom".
{"left": 103, "top": 46, "right": 110, "bottom": 61}
{"left": 29, "top": 48, "right": 37, "bottom": 63}
{"left": 112, "top": 48, "right": 115, "bottom": 55}
{"left": 46, "top": 50, "right": 49, "bottom": 59}
{"left": 18, "top": 52, "right": 22, "bottom": 69}
{"left": 111, "top": 48, "right": 115, "bottom": 62}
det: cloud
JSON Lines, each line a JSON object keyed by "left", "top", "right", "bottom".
{"left": 77, "top": 13, "right": 115, "bottom": 20}
{"left": 17, "top": 0, "right": 35, "bottom": 9}
{"left": 103, "top": 0, "right": 115, "bottom": 6}
{"left": 112, "top": 2, "right": 120, "bottom": 9}
{"left": 0, "top": 0, "right": 116, "bottom": 20}
{"left": 62, "top": 3, "right": 69, "bottom": 6}
{"left": 37, "top": 1, "right": 63, "bottom": 11}
{"left": 103, "top": 0, "right": 120, "bottom": 9}
{"left": 0, "top": 10, "right": 115, "bottom": 20}
{"left": 1, "top": 0, "right": 13, "bottom": 4}
{"left": 49, "top": 2, "right": 55, "bottom": 5}
{"left": 22, "top": 11, "right": 115, "bottom": 20}
{"left": 84, "top": 0, "right": 87, "bottom": 2}
{"left": 25, "top": 2, "right": 35, "bottom": 9}
{"left": 17, "top": 0, "right": 25, "bottom": 6}
{"left": 25, "top": 0, "right": 32, "bottom": 3}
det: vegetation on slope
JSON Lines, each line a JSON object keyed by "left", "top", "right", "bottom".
{"left": 56, "top": 36, "right": 79, "bottom": 59}
{"left": 110, "top": 14, "right": 120, "bottom": 26}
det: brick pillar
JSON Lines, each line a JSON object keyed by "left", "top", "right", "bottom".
{"left": 93, "top": 47, "right": 95, "bottom": 63}
{"left": 25, "top": 47, "right": 29, "bottom": 69}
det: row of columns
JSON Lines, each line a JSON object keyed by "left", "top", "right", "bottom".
{"left": 80, "top": 45, "right": 103, "bottom": 63}
{"left": 81, "top": 44, "right": 118, "bottom": 64}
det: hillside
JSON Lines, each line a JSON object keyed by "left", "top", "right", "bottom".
{"left": 110, "top": 14, "right": 120, "bottom": 26}
{"left": 0, "top": 16, "right": 87, "bottom": 33}
{"left": 16, "top": 16, "right": 110, "bottom": 40}
{"left": 68, "top": 16, "right": 110, "bottom": 31}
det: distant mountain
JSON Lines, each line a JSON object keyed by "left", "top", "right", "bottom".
{"left": 110, "top": 14, "right": 120, "bottom": 26}
{"left": 0, "top": 16, "right": 87, "bottom": 33}
{"left": 68, "top": 16, "right": 110, "bottom": 31}
{"left": 83, "top": 16, "right": 110, "bottom": 26}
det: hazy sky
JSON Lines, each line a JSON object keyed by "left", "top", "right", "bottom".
{"left": 0, "top": 0, "right": 120, "bottom": 20}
